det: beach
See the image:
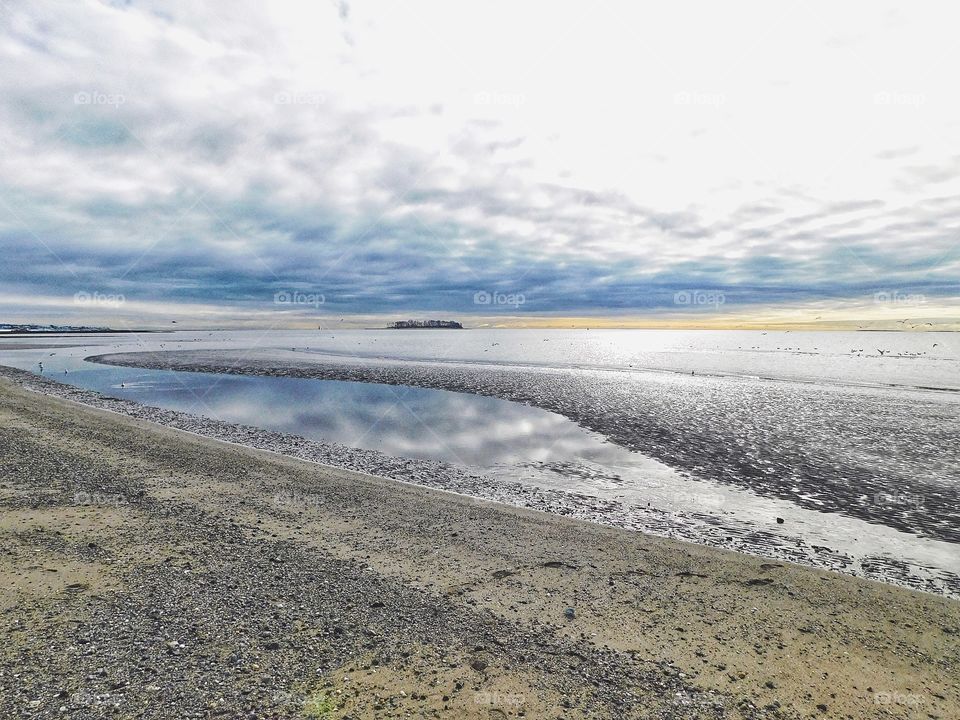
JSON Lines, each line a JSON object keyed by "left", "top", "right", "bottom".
{"left": 2, "top": 372, "right": 958, "bottom": 719}
{"left": 77, "top": 337, "right": 960, "bottom": 597}
{"left": 6, "top": 1, "right": 960, "bottom": 716}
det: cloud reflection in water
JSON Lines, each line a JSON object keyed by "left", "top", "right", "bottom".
{"left": 105, "top": 371, "right": 626, "bottom": 468}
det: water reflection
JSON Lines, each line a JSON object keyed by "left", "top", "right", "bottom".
{"left": 4, "top": 338, "right": 960, "bottom": 590}
{"left": 0, "top": 344, "right": 631, "bottom": 468}
{"left": 117, "top": 371, "right": 611, "bottom": 467}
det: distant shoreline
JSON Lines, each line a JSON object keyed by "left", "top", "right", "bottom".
{"left": 0, "top": 329, "right": 160, "bottom": 337}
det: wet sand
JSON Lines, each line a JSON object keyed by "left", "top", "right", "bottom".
{"left": 81, "top": 349, "right": 960, "bottom": 597}
{"left": 1, "top": 375, "right": 958, "bottom": 719}
{"left": 87, "top": 349, "right": 960, "bottom": 545}
{"left": 4, "top": 363, "right": 958, "bottom": 597}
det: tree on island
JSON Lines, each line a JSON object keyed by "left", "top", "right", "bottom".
{"left": 388, "top": 320, "right": 463, "bottom": 329}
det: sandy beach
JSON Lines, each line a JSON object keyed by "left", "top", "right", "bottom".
{"left": 80, "top": 346, "right": 960, "bottom": 596}
{"left": 1, "top": 374, "right": 958, "bottom": 719}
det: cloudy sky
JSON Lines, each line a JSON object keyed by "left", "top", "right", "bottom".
{"left": 1, "top": 0, "right": 958, "bottom": 328}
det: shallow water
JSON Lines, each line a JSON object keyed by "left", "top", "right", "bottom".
{"left": 285, "top": 327, "right": 960, "bottom": 390}
{"left": 6, "top": 327, "right": 957, "bottom": 388}
{"left": 0, "top": 342, "right": 628, "bottom": 469}
{"left": 3, "top": 329, "right": 959, "bottom": 595}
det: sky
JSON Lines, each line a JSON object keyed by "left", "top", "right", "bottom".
{"left": 1, "top": 0, "right": 958, "bottom": 329}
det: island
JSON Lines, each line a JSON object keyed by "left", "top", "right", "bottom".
{"left": 387, "top": 320, "right": 463, "bottom": 329}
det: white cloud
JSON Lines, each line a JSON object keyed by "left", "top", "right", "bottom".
{"left": 1, "top": 0, "right": 958, "bottom": 321}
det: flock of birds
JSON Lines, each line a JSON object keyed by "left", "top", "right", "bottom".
{"left": 730, "top": 346, "right": 939, "bottom": 356}
{"left": 849, "top": 346, "right": 937, "bottom": 358}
